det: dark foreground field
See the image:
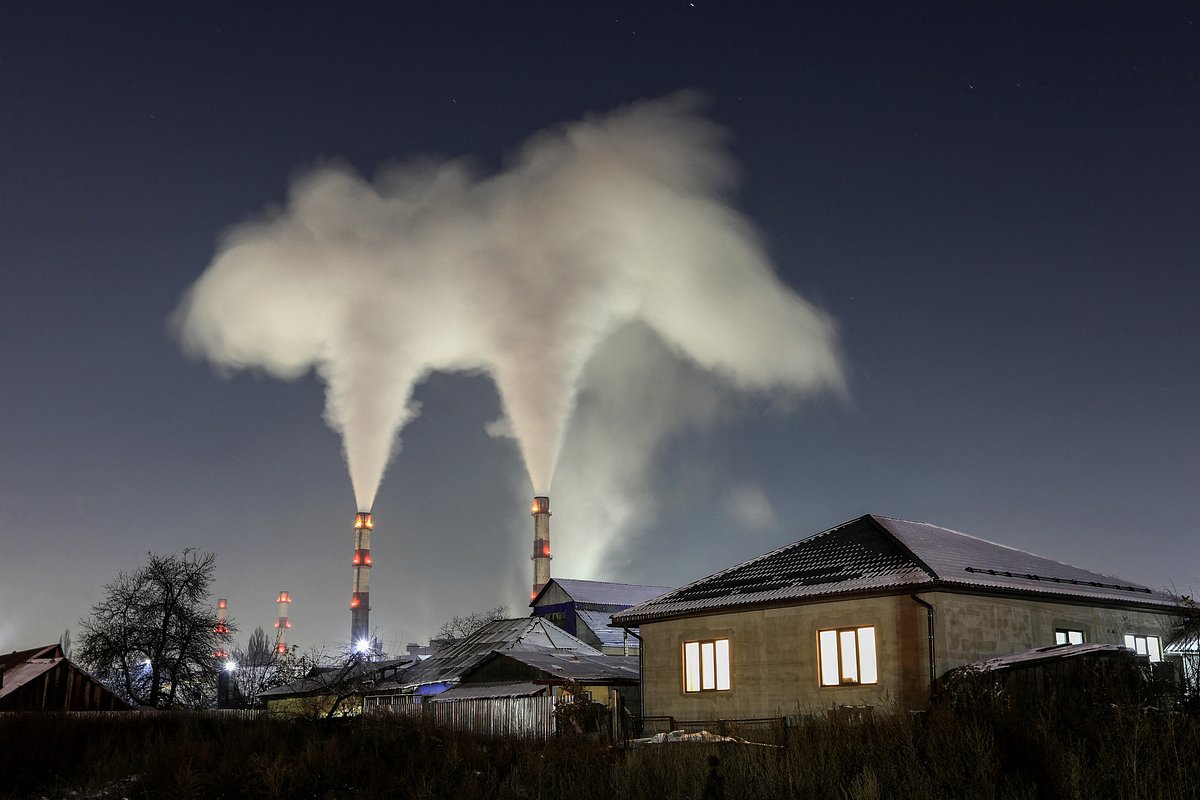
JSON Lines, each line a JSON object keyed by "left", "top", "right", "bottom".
{"left": 2, "top": 700, "right": 1198, "bottom": 800}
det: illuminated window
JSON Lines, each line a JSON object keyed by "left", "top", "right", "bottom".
{"left": 1055, "top": 629, "right": 1085, "bottom": 645}
{"left": 1124, "top": 634, "right": 1163, "bottom": 663}
{"left": 818, "top": 626, "right": 878, "bottom": 686}
{"left": 683, "top": 638, "right": 731, "bottom": 692}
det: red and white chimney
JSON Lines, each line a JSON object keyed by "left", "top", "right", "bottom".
{"left": 214, "top": 598, "right": 229, "bottom": 659}
{"left": 274, "top": 590, "right": 292, "bottom": 654}
{"left": 531, "top": 496, "right": 551, "bottom": 600}
{"left": 350, "top": 512, "right": 373, "bottom": 648}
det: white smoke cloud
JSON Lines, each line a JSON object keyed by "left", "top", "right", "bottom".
{"left": 173, "top": 92, "right": 844, "bottom": 512}
{"left": 724, "top": 483, "right": 780, "bottom": 531}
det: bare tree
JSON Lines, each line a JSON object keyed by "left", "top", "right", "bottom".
{"left": 58, "top": 629, "right": 72, "bottom": 660}
{"left": 230, "top": 626, "right": 283, "bottom": 707}
{"left": 435, "top": 605, "right": 508, "bottom": 643}
{"left": 77, "top": 550, "right": 232, "bottom": 709}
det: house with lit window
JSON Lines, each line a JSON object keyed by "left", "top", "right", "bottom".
{"left": 611, "top": 514, "right": 1185, "bottom": 721}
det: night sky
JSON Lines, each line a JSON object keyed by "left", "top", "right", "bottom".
{"left": 2, "top": 3, "right": 1197, "bottom": 654}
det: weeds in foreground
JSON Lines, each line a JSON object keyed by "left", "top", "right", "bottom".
{"left": 1, "top": 700, "right": 1198, "bottom": 799}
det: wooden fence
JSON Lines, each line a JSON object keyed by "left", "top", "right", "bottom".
{"left": 366, "top": 694, "right": 556, "bottom": 739}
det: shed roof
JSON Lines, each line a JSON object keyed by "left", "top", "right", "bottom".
{"left": 532, "top": 578, "right": 673, "bottom": 608}
{"left": 613, "top": 514, "right": 1180, "bottom": 625}
{"left": 0, "top": 644, "right": 62, "bottom": 700}
{"left": 431, "top": 681, "right": 547, "bottom": 701}
{"left": 576, "top": 609, "right": 633, "bottom": 649}
{"left": 964, "top": 642, "right": 1134, "bottom": 672}
{"left": 391, "top": 617, "right": 600, "bottom": 690}
{"left": 258, "top": 657, "right": 414, "bottom": 700}
{"left": 467, "top": 650, "right": 639, "bottom": 684}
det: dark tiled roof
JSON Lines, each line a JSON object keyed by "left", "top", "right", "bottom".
{"left": 613, "top": 514, "right": 1180, "bottom": 625}
{"left": 535, "top": 579, "right": 673, "bottom": 608}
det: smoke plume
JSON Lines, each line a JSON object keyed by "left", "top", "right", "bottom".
{"left": 173, "top": 92, "right": 844, "bottom": 511}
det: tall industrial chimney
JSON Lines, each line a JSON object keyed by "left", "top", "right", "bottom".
{"left": 214, "top": 598, "right": 229, "bottom": 659}
{"left": 274, "top": 590, "right": 292, "bottom": 654}
{"left": 350, "top": 512, "right": 373, "bottom": 648}
{"left": 531, "top": 496, "right": 551, "bottom": 600}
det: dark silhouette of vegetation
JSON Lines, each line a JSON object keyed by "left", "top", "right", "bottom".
{"left": 76, "top": 549, "right": 232, "bottom": 709}
{"left": 3, "top": 692, "right": 1200, "bottom": 799}
{"left": 434, "top": 604, "right": 509, "bottom": 643}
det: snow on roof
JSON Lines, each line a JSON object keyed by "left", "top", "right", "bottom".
{"left": 576, "top": 609, "right": 633, "bottom": 649}
{"left": 613, "top": 514, "right": 1181, "bottom": 626}
{"left": 470, "top": 650, "right": 639, "bottom": 684}
{"left": 537, "top": 578, "right": 673, "bottom": 608}
{"left": 963, "top": 642, "right": 1133, "bottom": 671}
{"left": 430, "top": 681, "right": 547, "bottom": 701}
{"left": 395, "top": 617, "right": 600, "bottom": 690}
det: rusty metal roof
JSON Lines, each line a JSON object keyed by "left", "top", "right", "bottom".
{"left": 0, "top": 645, "right": 62, "bottom": 700}
{"left": 612, "top": 514, "right": 1181, "bottom": 626}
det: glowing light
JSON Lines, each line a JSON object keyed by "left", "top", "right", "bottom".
{"left": 217, "top": 599, "right": 227, "bottom": 609}
{"left": 356, "top": 639, "right": 371, "bottom": 653}
{"left": 224, "top": 660, "right": 237, "bottom": 672}
{"left": 355, "top": 512, "right": 373, "bottom": 530}
{"left": 350, "top": 596, "right": 360, "bottom": 608}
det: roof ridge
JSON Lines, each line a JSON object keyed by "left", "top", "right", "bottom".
{"left": 867, "top": 515, "right": 941, "bottom": 581}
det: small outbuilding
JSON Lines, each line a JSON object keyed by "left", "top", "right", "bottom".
{"left": 0, "top": 644, "right": 129, "bottom": 712}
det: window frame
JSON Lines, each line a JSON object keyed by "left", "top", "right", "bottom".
{"left": 817, "top": 625, "right": 879, "bottom": 687}
{"left": 682, "top": 638, "right": 731, "bottom": 693}
{"left": 1054, "top": 628, "right": 1085, "bottom": 645}
{"left": 1124, "top": 633, "right": 1163, "bottom": 663}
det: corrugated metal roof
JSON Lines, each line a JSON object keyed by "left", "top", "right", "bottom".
{"left": 965, "top": 642, "right": 1133, "bottom": 671}
{"left": 258, "top": 657, "right": 414, "bottom": 700}
{"left": 540, "top": 579, "right": 673, "bottom": 608}
{"left": 431, "top": 681, "right": 547, "bottom": 701}
{"left": 475, "top": 650, "right": 639, "bottom": 683}
{"left": 576, "top": 609, "right": 632, "bottom": 648}
{"left": 0, "top": 651, "right": 60, "bottom": 700}
{"left": 395, "top": 617, "right": 599, "bottom": 690}
{"left": 613, "top": 514, "right": 1181, "bottom": 626}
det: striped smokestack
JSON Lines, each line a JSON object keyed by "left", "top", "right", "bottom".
{"left": 531, "top": 496, "right": 551, "bottom": 600}
{"left": 350, "top": 512, "right": 373, "bottom": 648}
{"left": 274, "top": 590, "right": 291, "bottom": 654}
{"left": 214, "top": 598, "right": 229, "bottom": 658}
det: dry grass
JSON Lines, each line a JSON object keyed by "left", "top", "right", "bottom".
{"left": 2, "top": 699, "right": 1198, "bottom": 799}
